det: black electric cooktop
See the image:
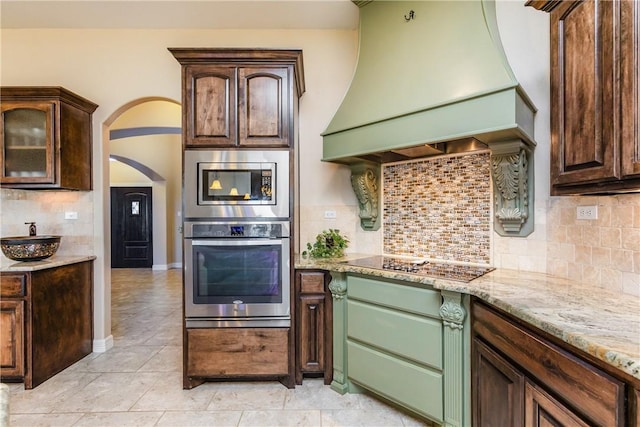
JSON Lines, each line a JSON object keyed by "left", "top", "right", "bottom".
{"left": 344, "top": 256, "right": 494, "bottom": 283}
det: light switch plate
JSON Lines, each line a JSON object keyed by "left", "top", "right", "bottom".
{"left": 64, "top": 211, "right": 78, "bottom": 220}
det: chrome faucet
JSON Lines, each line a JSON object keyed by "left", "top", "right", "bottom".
{"left": 25, "top": 222, "right": 36, "bottom": 236}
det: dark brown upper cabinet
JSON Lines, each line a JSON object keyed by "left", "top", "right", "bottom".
{"left": 170, "top": 49, "right": 305, "bottom": 149}
{"left": 527, "top": 0, "right": 639, "bottom": 195}
{"left": 1, "top": 87, "right": 98, "bottom": 190}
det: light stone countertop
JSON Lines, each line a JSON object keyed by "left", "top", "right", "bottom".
{"left": 0, "top": 255, "right": 96, "bottom": 272}
{"left": 295, "top": 254, "right": 640, "bottom": 382}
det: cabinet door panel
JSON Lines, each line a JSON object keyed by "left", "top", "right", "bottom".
{"left": 525, "top": 381, "right": 590, "bottom": 427}
{"left": 348, "top": 340, "right": 443, "bottom": 422}
{"left": 0, "top": 300, "right": 24, "bottom": 378}
{"left": 1, "top": 102, "right": 55, "bottom": 184}
{"left": 472, "top": 338, "right": 524, "bottom": 427}
{"left": 551, "top": 0, "right": 617, "bottom": 188}
{"left": 299, "top": 295, "right": 325, "bottom": 373}
{"left": 185, "top": 66, "right": 237, "bottom": 147}
{"left": 348, "top": 299, "right": 442, "bottom": 369}
{"left": 238, "top": 67, "right": 290, "bottom": 147}
{"left": 621, "top": 0, "right": 640, "bottom": 178}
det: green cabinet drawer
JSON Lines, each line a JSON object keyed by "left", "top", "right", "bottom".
{"left": 348, "top": 341, "right": 443, "bottom": 423}
{"left": 347, "top": 299, "right": 442, "bottom": 369}
{"left": 347, "top": 275, "right": 441, "bottom": 317}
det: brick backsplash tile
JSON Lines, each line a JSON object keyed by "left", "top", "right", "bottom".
{"left": 382, "top": 153, "right": 491, "bottom": 264}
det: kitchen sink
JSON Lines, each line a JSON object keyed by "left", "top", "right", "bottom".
{"left": 0, "top": 235, "right": 61, "bottom": 261}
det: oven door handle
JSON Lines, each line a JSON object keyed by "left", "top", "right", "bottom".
{"left": 190, "top": 238, "right": 286, "bottom": 246}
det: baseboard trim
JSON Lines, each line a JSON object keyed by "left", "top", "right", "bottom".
{"left": 152, "top": 262, "right": 182, "bottom": 270}
{"left": 93, "top": 335, "right": 114, "bottom": 353}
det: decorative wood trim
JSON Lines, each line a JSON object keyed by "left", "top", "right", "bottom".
{"left": 525, "top": 0, "right": 563, "bottom": 13}
{"left": 349, "top": 162, "right": 381, "bottom": 231}
{"left": 328, "top": 271, "right": 348, "bottom": 394}
{"left": 352, "top": 1, "right": 373, "bottom": 8}
{"left": 488, "top": 139, "right": 535, "bottom": 237}
{"left": 440, "top": 290, "right": 466, "bottom": 427}
{"left": 168, "top": 48, "right": 305, "bottom": 97}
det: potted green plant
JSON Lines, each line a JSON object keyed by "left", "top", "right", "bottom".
{"left": 302, "top": 229, "right": 349, "bottom": 258}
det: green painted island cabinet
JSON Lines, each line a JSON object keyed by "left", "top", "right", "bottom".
{"left": 328, "top": 273, "right": 470, "bottom": 426}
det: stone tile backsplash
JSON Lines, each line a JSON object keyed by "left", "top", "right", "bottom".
{"left": 383, "top": 153, "right": 492, "bottom": 264}
{"left": 0, "top": 188, "right": 94, "bottom": 258}
{"left": 545, "top": 194, "right": 640, "bottom": 296}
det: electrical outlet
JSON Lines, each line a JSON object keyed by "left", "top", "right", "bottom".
{"left": 577, "top": 205, "right": 598, "bottom": 220}
{"left": 324, "top": 210, "right": 337, "bottom": 219}
{"left": 64, "top": 211, "right": 78, "bottom": 220}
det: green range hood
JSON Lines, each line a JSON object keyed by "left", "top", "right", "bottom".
{"left": 322, "top": 0, "right": 537, "bottom": 164}
{"left": 325, "top": 0, "right": 537, "bottom": 237}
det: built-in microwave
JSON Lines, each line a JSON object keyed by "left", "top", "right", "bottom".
{"left": 184, "top": 150, "right": 289, "bottom": 219}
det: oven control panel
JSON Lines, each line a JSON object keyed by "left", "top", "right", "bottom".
{"left": 186, "top": 222, "right": 289, "bottom": 239}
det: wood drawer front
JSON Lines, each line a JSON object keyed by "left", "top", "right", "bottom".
{"left": 473, "top": 302, "right": 625, "bottom": 427}
{"left": 300, "top": 272, "right": 325, "bottom": 294}
{"left": 348, "top": 300, "right": 442, "bottom": 369}
{"left": 0, "top": 273, "right": 26, "bottom": 297}
{"left": 348, "top": 275, "right": 441, "bottom": 317}
{"left": 187, "top": 328, "right": 289, "bottom": 377}
{"left": 348, "top": 341, "right": 443, "bottom": 423}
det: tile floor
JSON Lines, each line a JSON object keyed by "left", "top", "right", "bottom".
{"left": 7, "top": 268, "right": 432, "bottom": 426}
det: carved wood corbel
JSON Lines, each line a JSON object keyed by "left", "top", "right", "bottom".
{"left": 489, "top": 139, "right": 535, "bottom": 237}
{"left": 349, "top": 162, "right": 381, "bottom": 231}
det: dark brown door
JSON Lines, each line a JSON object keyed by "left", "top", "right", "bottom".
{"left": 111, "top": 187, "right": 153, "bottom": 268}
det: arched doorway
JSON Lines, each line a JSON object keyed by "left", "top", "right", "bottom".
{"left": 98, "top": 97, "right": 181, "bottom": 350}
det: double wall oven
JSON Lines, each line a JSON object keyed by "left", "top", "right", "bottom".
{"left": 183, "top": 150, "right": 291, "bottom": 328}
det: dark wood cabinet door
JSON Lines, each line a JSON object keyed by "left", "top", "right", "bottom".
{"left": 238, "top": 67, "right": 290, "bottom": 147}
{"left": 621, "top": 0, "right": 640, "bottom": 179}
{"left": 634, "top": 388, "right": 640, "bottom": 427}
{"left": 0, "top": 299, "right": 24, "bottom": 378}
{"left": 472, "top": 337, "right": 524, "bottom": 427}
{"left": 295, "top": 270, "right": 332, "bottom": 385}
{"left": 184, "top": 66, "right": 237, "bottom": 147}
{"left": 299, "top": 294, "right": 326, "bottom": 374}
{"left": 0, "top": 87, "right": 96, "bottom": 190}
{"left": 0, "top": 101, "right": 55, "bottom": 186}
{"left": 550, "top": 0, "right": 618, "bottom": 191}
{"left": 525, "top": 381, "right": 590, "bottom": 427}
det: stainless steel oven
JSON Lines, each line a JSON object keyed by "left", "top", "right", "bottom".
{"left": 183, "top": 220, "right": 290, "bottom": 328}
{"left": 184, "top": 150, "right": 289, "bottom": 219}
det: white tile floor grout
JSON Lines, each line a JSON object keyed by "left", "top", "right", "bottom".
{"left": 7, "top": 268, "right": 431, "bottom": 426}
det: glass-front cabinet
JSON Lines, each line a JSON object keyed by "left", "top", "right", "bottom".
{"left": 2, "top": 102, "right": 54, "bottom": 183}
{"left": 0, "top": 87, "right": 98, "bottom": 190}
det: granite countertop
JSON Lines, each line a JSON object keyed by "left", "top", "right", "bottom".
{"left": 0, "top": 255, "right": 96, "bottom": 272}
{"left": 295, "top": 254, "right": 640, "bottom": 382}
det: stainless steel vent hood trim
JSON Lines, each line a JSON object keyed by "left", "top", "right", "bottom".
{"left": 322, "top": 0, "right": 537, "bottom": 164}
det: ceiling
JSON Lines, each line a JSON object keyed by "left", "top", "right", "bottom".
{"left": 0, "top": 0, "right": 360, "bottom": 29}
